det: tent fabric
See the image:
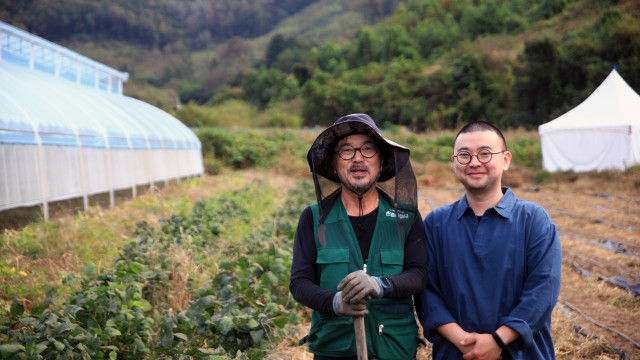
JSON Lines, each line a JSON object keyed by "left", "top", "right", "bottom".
{"left": 538, "top": 69, "right": 640, "bottom": 172}
{"left": 0, "top": 21, "right": 203, "bottom": 218}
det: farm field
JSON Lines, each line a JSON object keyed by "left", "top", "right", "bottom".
{"left": 1, "top": 131, "right": 639, "bottom": 358}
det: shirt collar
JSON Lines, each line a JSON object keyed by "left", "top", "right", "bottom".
{"left": 456, "top": 187, "right": 515, "bottom": 220}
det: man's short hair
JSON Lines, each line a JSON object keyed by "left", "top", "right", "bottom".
{"left": 453, "top": 121, "right": 507, "bottom": 150}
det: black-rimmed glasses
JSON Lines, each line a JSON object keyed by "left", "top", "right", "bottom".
{"left": 335, "top": 143, "right": 378, "bottom": 160}
{"left": 453, "top": 150, "right": 506, "bottom": 165}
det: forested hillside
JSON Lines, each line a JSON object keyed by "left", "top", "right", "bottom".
{"left": 1, "top": 0, "right": 638, "bottom": 130}
{"left": 1, "top": 0, "right": 321, "bottom": 45}
{"left": 290, "top": 0, "right": 640, "bottom": 129}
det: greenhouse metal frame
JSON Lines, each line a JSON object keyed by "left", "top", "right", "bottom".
{"left": 0, "top": 21, "right": 204, "bottom": 221}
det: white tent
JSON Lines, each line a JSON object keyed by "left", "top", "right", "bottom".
{"left": 538, "top": 68, "right": 640, "bottom": 172}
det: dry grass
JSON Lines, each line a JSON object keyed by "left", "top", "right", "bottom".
{"left": 415, "top": 161, "right": 457, "bottom": 188}
{"left": 503, "top": 128, "right": 540, "bottom": 142}
{"left": 143, "top": 229, "right": 199, "bottom": 313}
{"left": 0, "top": 170, "right": 299, "bottom": 311}
{"left": 552, "top": 305, "right": 620, "bottom": 360}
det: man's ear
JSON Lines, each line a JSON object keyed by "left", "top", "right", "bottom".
{"left": 503, "top": 150, "right": 512, "bottom": 171}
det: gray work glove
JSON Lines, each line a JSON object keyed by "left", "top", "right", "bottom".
{"left": 337, "top": 270, "right": 383, "bottom": 304}
{"left": 333, "top": 291, "right": 368, "bottom": 317}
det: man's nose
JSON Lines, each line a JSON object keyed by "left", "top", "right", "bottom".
{"left": 352, "top": 148, "right": 366, "bottom": 160}
{"left": 468, "top": 154, "right": 482, "bottom": 165}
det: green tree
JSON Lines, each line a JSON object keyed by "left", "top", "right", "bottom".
{"left": 379, "top": 24, "right": 420, "bottom": 61}
{"left": 529, "top": 0, "right": 567, "bottom": 20}
{"left": 313, "top": 42, "right": 346, "bottom": 75}
{"left": 347, "top": 27, "right": 381, "bottom": 67}
{"left": 266, "top": 34, "right": 287, "bottom": 67}
{"left": 411, "top": 16, "right": 459, "bottom": 58}
{"left": 512, "top": 38, "right": 559, "bottom": 127}
{"left": 242, "top": 67, "right": 299, "bottom": 109}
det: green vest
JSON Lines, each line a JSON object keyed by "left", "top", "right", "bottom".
{"left": 304, "top": 192, "right": 418, "bottom": 359}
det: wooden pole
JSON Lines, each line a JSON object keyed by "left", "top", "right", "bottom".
{"left": 354, "top": 315, "right": 367, "bottom": 360}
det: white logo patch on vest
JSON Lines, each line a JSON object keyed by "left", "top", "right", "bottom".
{"left": 385, "top": 209, "right": 409, "bottom": 219}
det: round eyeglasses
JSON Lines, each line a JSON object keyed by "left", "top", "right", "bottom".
{"left": 335, "top": 143, "right": 378, "bottom": 160}
{"left": 453, "top": 150, "right": 506, "bottom": 165}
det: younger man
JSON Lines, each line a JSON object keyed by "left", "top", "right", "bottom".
{"left": 416, "top": 121, "right": 562, "bottom": 359}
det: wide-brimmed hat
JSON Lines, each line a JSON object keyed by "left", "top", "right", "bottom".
{"left": 307, "top": 114, "right": 417, "bottom": 228}
{"left": 307, "top": 113, "right": 408, "bottom": 183}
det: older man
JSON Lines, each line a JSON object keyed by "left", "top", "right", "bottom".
{"left": 290, "top": 113, "right": 428, "bottom": 360}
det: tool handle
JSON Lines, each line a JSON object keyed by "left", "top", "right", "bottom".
{"left": 354, "top": 315, "right": 367, "bottom": 360}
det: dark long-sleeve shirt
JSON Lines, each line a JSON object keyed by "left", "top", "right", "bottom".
{"left": 290, "top": 204, "right": 428, "bottom": 314}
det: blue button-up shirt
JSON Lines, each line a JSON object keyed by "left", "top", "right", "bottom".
{"left": 416, "top": 187, "right": 562, "bottom": 359}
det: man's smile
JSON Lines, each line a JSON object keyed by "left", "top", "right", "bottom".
{"left": 349, "top": 165, "right": 369, "bottom": 177}
{"left": 466, "top": 171, "right": 486, "bottom": 178}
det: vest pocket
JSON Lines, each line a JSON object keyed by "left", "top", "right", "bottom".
{"left": 380, "top": 248, "right": 404, "bottom": 276}
{"left": 307, "top": 313, "right": 356, "bottom": 355}
{"left": 367, "top": 302, "right": 418, "bottom": 360}
{"left": 317, "top": 247, "right": 349, "bottom": 291}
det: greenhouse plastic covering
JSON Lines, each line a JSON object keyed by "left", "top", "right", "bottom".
{"left": 0, "top": 21, "right": 203, "bottom": 220}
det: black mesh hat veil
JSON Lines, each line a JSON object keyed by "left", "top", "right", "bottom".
{"left": 307, "top": 113, "right": 417, "bottom": 228}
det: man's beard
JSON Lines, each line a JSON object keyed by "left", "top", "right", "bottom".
{"left": 340, "top": 164, "right": 380, "bottom": 195}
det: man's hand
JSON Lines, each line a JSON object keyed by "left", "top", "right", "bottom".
{"left": 333, "top": 291, "right": 368, "bottom": 317}
{"left": 456, "top": 332, "right": 477, "bottom": 356}
{"left": 337, "top": 270, "right": 382, "bottom": 303}
{"left": 461, "top": 333, "right": 503, "bottom": 360}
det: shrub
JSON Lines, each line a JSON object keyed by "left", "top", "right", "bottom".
{"left": 508, "top": 138, "right": 542, "bottom": 169}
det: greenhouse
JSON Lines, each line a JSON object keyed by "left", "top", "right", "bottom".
{"left": 0, "top": 21, "right": 203, "bottom": 220}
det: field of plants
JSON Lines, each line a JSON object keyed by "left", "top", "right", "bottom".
{"left": 1, "top": 128, "right": 639, "bottom": 359}
{"left": 0, "top": 178, "right": 301, "bottom": 358}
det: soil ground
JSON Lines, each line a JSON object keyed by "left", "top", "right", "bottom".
{"left": 270, "top": 164, "right": 640, "bottom": 359}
